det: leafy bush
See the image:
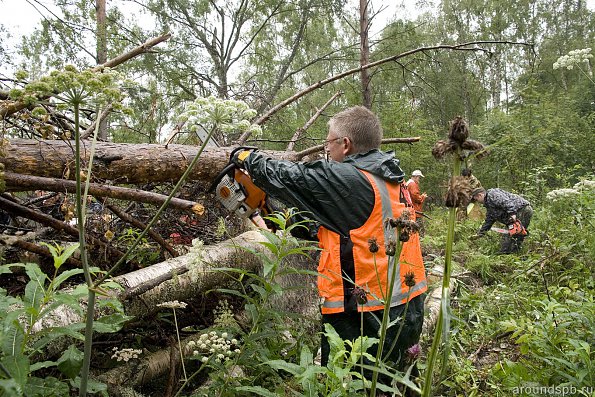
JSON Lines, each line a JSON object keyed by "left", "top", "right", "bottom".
{"left": 0, "top": 243, "right": 129, "bottom": 395}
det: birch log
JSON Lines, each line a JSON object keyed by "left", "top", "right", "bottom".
{"left": 31, "top": 230, "right": 273, "bottom": 332}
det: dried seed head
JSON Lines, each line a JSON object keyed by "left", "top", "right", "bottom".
{"left": 399, "top": 230, "right": 411, "bottom": 242}
{"left": 368, "top": 237, "right": 379, "bottom": 253}
{"left": 404, "top": 271, "right": 416, "bottom": 287}
{"left": 461, "top": 139, "right": 484, "bottom": 151}
{"left": 432, "top": 140, "right": 456, "bottom": 160}
{"left": 448, "top": 116, "right": 469, "bottom": 144}
{"left": 385, "top": 239, "right": 397, "bottom": 256}
{"left": 445, "top": 176, "right": 473, "bottom": 208}
{"left": 351, "top": 286, "right": 368, "bottom": 305}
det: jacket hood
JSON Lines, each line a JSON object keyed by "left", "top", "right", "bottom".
{"left": 344, "top": 149, "right": 405, "bottom": 183}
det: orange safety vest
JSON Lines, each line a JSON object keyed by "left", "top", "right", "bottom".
{"left": 317, "top": 170, "right": 427, "bottom": 314}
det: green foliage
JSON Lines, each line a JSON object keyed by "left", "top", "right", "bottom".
{"left": 497, "top": 294, "right": 594, "bottom": 391}
{"left": 421, "top": 180, "right": 595, "bottom": 396}
{"left": 177, "top": 210, "right": 418, "bottom": 396}
{"left": 0, "top": 244, "right": 128, "bottom": 396}
{"left": 116, "top": 228, "right": 161, "bottom": 265}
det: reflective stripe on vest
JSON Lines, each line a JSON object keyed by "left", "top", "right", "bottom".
{"left": 317, "top": 170, "right": 427, "bottom": 314}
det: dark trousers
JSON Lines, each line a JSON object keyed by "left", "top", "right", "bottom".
{"left": 500, "top": 205, "right": 533, "bottom": 253}
{"left": 320, "top": 293, "right": 425, "bottom": 388}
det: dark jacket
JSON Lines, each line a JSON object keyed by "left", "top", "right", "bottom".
{"left": 244, "top": 149, "right": 405, "bottom": 236}
{"left": 479, "top": 188, "right": 530, "bottom": 234}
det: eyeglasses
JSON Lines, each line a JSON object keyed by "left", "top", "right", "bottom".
{"left": 323, "top": 136, "right": 343, "bottom": 150}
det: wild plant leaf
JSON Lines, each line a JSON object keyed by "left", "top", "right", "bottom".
{"left": 259, "top": 241, "right": 279, "bottom": 256}
{"left": 0, "top": 293, "right": 21, "bottom": 313}
{"left": 298, "top": 345, "right": 313, "bottom": 367}
{"left": 2, "top": 317, "right": 25, "bottom": 356}
{"left": 51, "top": 268, "right": 85, "bottom": 291}
{"left": 70, "top": 376, "right": 108, "bottom": 395}
{"left": 30, "top": 326, "right": 85, "bottom": 353}
{"left": 29, "top": 360, "right": 57, "bottom": 372}
{"left": 23, "top": 376, "right": 69, "bottom": 396}
{"left": 250, "top": 284, "right": 268, "bottom": 300}
{"left": 53, "top": 242, "right": 80, "bottom": 270}
{"left": 1, "top": 353, "right": 30, "bottom": 386}
{"left": 57, "top": 345, "right": 83, "bottom": 379}
{"left": 45, "top": 293, "right": 84, "bottom": 316}
{"left": 264, "top": 359, "right": 303, "bottom": 375}
{"left": 214, "top": 288, "right": 250, "bottom": 300}
{"left": 23, "top": 271, "right": 46, "bottom": 312}
{"left": 234, "top": 385, "right": 278, "bottom": 397}
{"left": 262, "top": 258, "right": 275, "bottom": 278}
{"left": 0, "top": 263, "right": 17, "bottom": 275}
{"left": 93, "top": 313, "right": 132, "bottom": 333}
{"left": 297, "top": 364, "right": 326, "bottom": 386}
{"left": 0, "top": 379, "right": 21, "bottom": 396}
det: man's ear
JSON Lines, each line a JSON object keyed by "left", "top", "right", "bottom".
{"left": 341, "top": 137, "right": 353, "bottom": 156}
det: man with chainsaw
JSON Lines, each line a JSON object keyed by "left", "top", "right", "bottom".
{"left": 231, "top": 106, "right": 426, "bottom": 391}
{"left": 471, "top": 187, "right": 533, "bottom": 254}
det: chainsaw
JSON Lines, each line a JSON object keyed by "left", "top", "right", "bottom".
{"left": 208, "top": 147, "right": 272, "bottom": 226}
{"left": 491, "top": 220, "right": 527, "bottom": 236}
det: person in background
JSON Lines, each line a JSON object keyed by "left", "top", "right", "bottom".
{"left": 406, "top": 170, "right": 427, "bottom": 233}
{"left": 471, "top": 187, "right": 533, "bottom": 254}
{"left": 232, "top": 106, "right": 426, "bottom": 394}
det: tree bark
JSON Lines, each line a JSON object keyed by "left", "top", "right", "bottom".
{"left": 3, "top": 172, "right": 205, "bottom": 216}
{"left": 1, "top": 139, "right": 298, "bottom": 185}
{"left": 1, "top": 138, "right": 420, "bottom": 186}
{"left": 96, "top": 0, "right": 109, "bottom": 140}
{"left": 359, "top": 0, "right": 372, "bottom": 109}
{"left": 30, "top": 230, "right": 273, "bottom": 332}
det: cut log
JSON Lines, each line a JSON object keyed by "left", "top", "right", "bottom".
{"left": 1, "top": 138, "right": 419, "bottom": 187}
{"left": 1, "top": 139, "right": 297, "bottom": 185}
{"left": 31, "top": 231, "right": 274, "bottom": 332}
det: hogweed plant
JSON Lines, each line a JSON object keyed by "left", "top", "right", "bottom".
{"left": 423, "top": 117, "right": 487, "bottom": 397}
{"left": 8, "top": 65, "right": 127, "bottom": 396}
{"left": 157, "top": 301, "right": 189, "bottom": 382}
{"left": 553, "top": 48, "right": 594, "bottom": 85}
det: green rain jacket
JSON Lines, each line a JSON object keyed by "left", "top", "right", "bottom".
{"left": 244, "top": 149, "right": 406, "bottom": 236}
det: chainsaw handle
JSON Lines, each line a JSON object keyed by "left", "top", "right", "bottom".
{"left": 208, "top": 146, "right": 259, "bottom": 193}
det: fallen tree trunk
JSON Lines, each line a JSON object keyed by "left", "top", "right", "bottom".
{"left": 1, "top": 139, "right": 296, "bottom": 184}
{"left": 97, "top": 271, "right": 453, "bottom": 391}
{"left": 31, "top": 230, "right": 274, "bottom": 331}
{"left": 3, "top": 172, "right": 205, "bottom": 216}
{"left": 1, "top": 138, "right": 420, "bottom": 186}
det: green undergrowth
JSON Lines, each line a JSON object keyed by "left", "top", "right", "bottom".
{"left": 420, "top": 181, "right": 594, "bottom": 396}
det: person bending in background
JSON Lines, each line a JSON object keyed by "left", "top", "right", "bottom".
{"left": 471, "top": 187, "right": 533, "bottom": 254}
{"left": 232, "top": 106, "right": 426, "bottom": 394}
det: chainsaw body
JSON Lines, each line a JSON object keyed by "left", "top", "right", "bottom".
{"left": 214, "top": 169, "right": 267, "bottom": 219}
{"left": 508, "top": 220, "right": 527, "bottom": 236}
{"left": 209, "top": 147, "right": 271, "bottom": 225}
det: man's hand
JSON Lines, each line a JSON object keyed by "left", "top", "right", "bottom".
{"left": 231, "top": 147, "right": 256, "bottom": 168}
